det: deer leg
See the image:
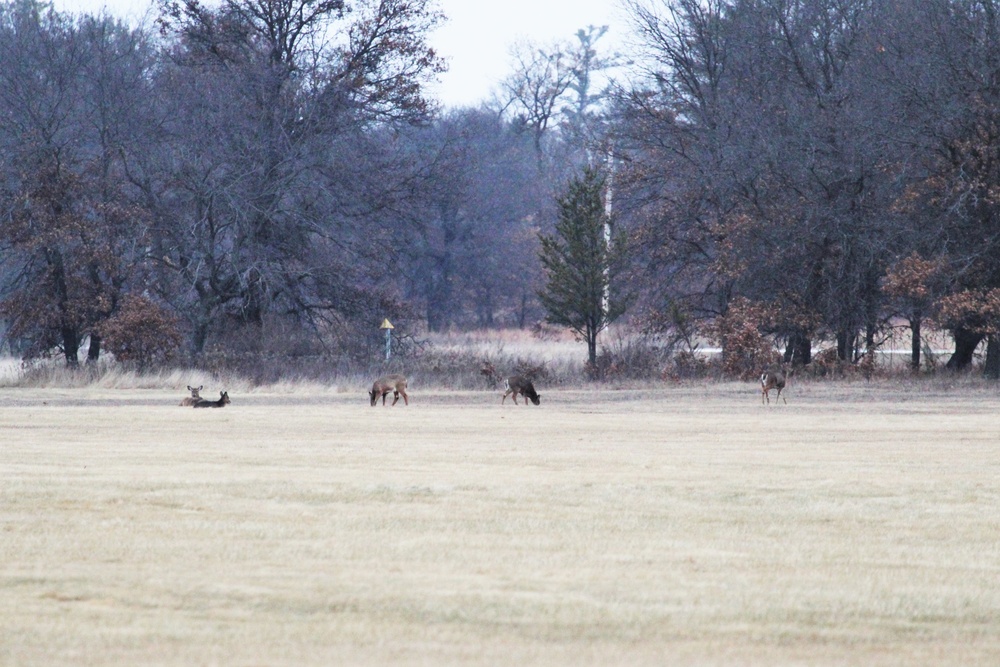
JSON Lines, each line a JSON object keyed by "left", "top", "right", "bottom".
{"left": 391, "top": 390, "right": 399, "bottom": 406}
{"left": 400, "top": 390, "right": 409, "bottom": 406}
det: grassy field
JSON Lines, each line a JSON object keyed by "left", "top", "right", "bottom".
{"left": 1, "top": 380, "right": 999, "bottom": 665}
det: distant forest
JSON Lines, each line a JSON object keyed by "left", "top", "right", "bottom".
{"left": 3, "top": 0, "right": 1000, "bottom": 377}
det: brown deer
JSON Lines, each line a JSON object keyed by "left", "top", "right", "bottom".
{"left": 760, "top": 366, "right": 789, "bottom": 405}
{"left": 179, "top": 385, "right": 204, "bottom": 406}
{"left": 193, "top": 391, "right": 230, "bottom": 408}
{"left": 502, "top": 375, "right": 540, "bottom": 406}
{"left": 369, "top": 374, "right": 409, "bottom": 406}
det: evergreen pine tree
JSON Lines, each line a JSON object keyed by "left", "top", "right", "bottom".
{"left": 538, "top": 166, "right": 628, "bottom": 369}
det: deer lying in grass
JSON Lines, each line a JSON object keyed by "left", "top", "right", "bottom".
{"left": 369, "top": 374, "right": 409, "bottom": 406}
{"left": 760, "top": 366, "right": 789, "bottom": 405}
{"left": 193, "top": 391, "right": 230, "bottom": 408}
{"left": 502, "top": 375, "right": 540, "bottom": 406}
{"left": 179, "top": 385, "right": 204, "bottom": 406}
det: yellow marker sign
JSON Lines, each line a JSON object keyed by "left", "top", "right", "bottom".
{"left": 380, "top": 318, "right": 394, "bottom": 329}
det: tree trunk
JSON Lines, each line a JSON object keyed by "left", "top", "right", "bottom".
{"left": 426, "top": 261, "right": 452, "bottom": 332}
{"left": 62, "top": 326, "right": 80, "bottom": 367}
{"left": 984, "top": 334, "right": 1000, "bottom": 380}
{"left": 47, "top": 248, "right": 79, "bottom": 367}
{"left": 864, "top": 319, "right": 877, "bottom": 362}
{"left": 586, "top": 320, "right": 598, "bottom": 368}
{"left": 192, "top": 320, "right": 210, "bottom": 356}
{"left": 87, "top": 333, "right": 102, "bottom": 364}
{"left": 784, "top": 330, "right": 812, "bottom": 366}
{"left": 477, "top": 288, "right": 494, "bottom": 328}
{"left": 836, "top": 330, "right": 856, "bottom": 362}
{"left": 910, "top": 313, "right": 921, "bottom": 372}
{"left": 945, "top": 327, "right": 983, "bottom": 371}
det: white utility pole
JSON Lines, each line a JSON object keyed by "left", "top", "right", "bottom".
{"left": 602, "top": 146, "right": 615, "bottom": 318}
{"left": 380, "top": 318, "right": 394, "bottom": 361}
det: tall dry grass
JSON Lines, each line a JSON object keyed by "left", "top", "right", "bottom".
{"left": 0, "top": 329, "right": 590, "bottom": 392}
{"left": 0, "top": 324, "right": 992, "bottom": 393}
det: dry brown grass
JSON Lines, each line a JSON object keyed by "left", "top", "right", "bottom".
{"left": 2, "top": 381, "right": 999, "bottom": 665}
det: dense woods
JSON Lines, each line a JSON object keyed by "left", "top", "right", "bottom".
{"left": 2, "top": 0, "right": 1000, "bottom": 378}
{"left": 618, "top": 0, "right": 1000, "bottom": 377}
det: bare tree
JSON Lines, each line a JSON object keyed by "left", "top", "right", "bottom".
{"left": 882, "top": 0, "right": 1000, "bottom": 374}
{"left": 397, "top": 108, "right": 548, "bottom": 331}
{"left": 0, "top": 3, "right": 154, "bottom": 365}
{"left": 497, "top": 38, "right": 574, "bottom": 158}
{"left": 142, "top": 0, "right": 444, "bottom": 354}
{"left": 619, "top": 0, "right": 899, "bottom": 368}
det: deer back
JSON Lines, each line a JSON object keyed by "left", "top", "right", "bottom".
{"left": 506, "top": 375, "right": 541, "bottom": 405}
{"left": 193, "top": 391, "right": 230, "bottom": 408}
{"left": 179, "top": 385, "right": 204, "bottom": 406}
{"left": 370, "top": 374, "right": 407, "bottom": 405}
{"left": 761, "top": 366, "right": 788, "bottom": 388}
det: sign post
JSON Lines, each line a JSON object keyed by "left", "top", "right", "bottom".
{"left": 380, "top": 318, "right": 394, "bottom": 361}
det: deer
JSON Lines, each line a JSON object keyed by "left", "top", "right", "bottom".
{"left": 369, "top": 374, "right": 409, "bottom": 406}
{"left": 193, "top": 391, "right": 230, "bottom": 408}
{"left": 179, "top": 385, "right": 204, "bottom": 407}
{"left": 502, "top": 375, "right": 540, "bottom": 406}
{"left": 760, "top": 366, "right": 789, "bottom": 405}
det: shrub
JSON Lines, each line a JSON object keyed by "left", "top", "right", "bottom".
{"left": 709, "top": 298, "right": 776, "bottom": 380}
{"left": 589, "top": 333, "right": 673, "bottom": 381}
{"left": 404, "top": 347, "right": 556, "bottom": 390}
{"left": 98, "top": 295, "right": 183, "bottom": 370}
{"left": 663, "top": 350, "right": 710, "bottom": 380}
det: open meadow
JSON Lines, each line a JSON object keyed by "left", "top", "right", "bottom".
{"left": 2, "top": 380, "right": 999, "bottom": 665}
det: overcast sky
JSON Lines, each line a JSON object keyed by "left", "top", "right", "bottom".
{"left": 50, "top": 0, "right": 631, "bottom": 109}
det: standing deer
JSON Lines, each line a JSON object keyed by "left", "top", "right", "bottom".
{"left": 193, "top": 391, "right": 230, "bottom": 408}
{"left": 760, "top": 366, "right": 789, "bottom": 405}
{"left": 502, "top": 376, "right": 541, "bottom": 406}
{"left": 179, "top": 385, "right": 203, "bottom": 406}
{"left": 369, "top": 374, "right": 409, "bottom": 406}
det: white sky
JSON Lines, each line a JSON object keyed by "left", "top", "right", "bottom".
{"left": 50, "top": 0, "right": 631, "bottom": 108}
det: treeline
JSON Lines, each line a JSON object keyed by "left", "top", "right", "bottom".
{"left": 617, "top": 0, "right": 1000, "bottom": 377}
{"left": 0, "top": 0, "right": 612, "bottom": 371}
{"left": 3, "top": 0, "right": 1000, "bottom": 379}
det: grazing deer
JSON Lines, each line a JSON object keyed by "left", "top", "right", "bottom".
{"left": 502, "top": 375, "right": 541, "bottom": 406}
{"left": 369, "top": 374, "right": 409, "bottom": 406}
{"left": 193, "top": 391, "right": 230, "bottom": 408}
{"left": 179, "top": 385, "right": 204, "bottom": 407}
{"left": 760, "top": 366, "right": 789, "bottom": 405}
